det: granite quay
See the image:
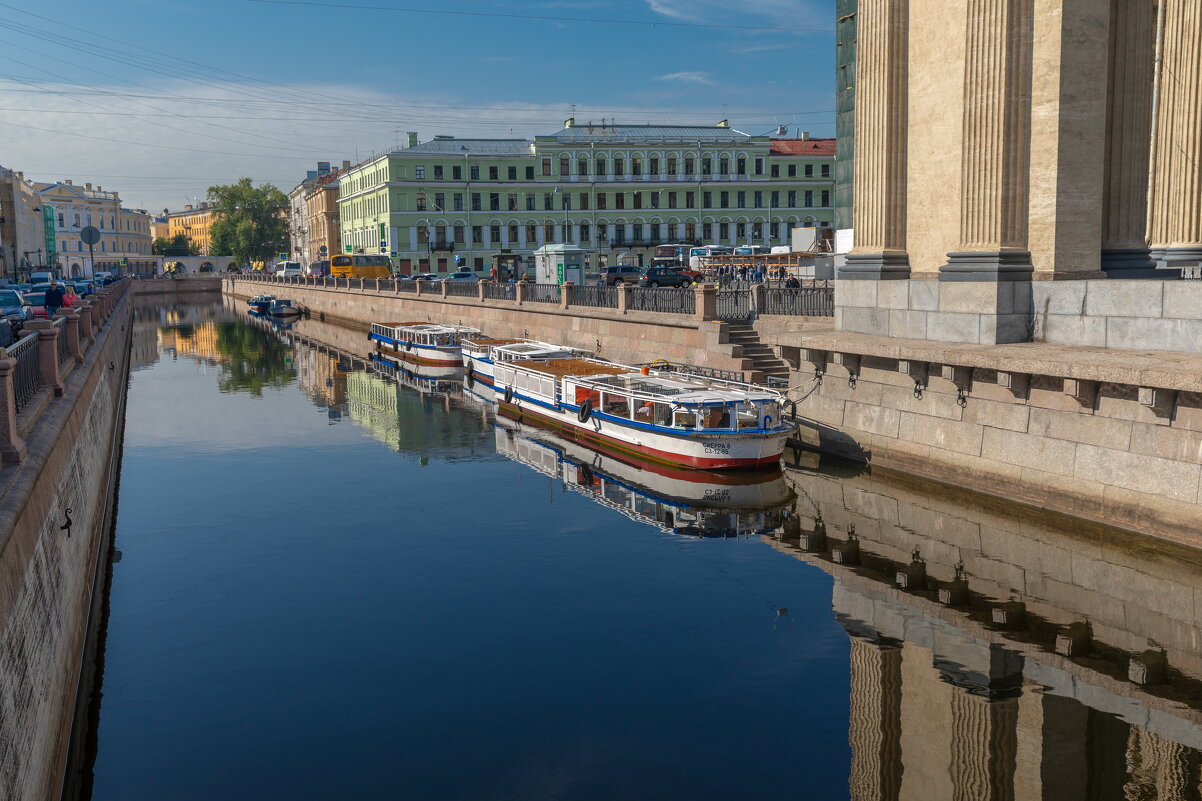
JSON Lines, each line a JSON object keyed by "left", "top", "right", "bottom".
{"left": 0, "top": 279, "right": 132, "bottom": 801}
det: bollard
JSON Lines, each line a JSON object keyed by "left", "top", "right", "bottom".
{"left": 415, "top": 278, "right": 426, "bottom": 297}
{"left": 26, "top": 320, "right": 63, "bottom": 396}
{"left": 695, "top": 283, "right": 717, "bottom": 322}
{"left": 56, "top": 308, "right": 83, "bottom": 364}
{"left": 0, "top": 348, "right": 26, "bottom": 463}
{"left": 516, "top": 281, "right": 526, "bottom": 305}
{"left": 616, "top": 283, "right": 631, "bottom": 314}
{"left": 561, "top": 281, "right": 574, "bottom": 310}
{"left": 477, "top": 282, "right": 487, "bottom": 301}
{"left": 440, "top": 280, "right": 449, "bottom": 299}
{"left": 78, "top": 303, "right": 96, "bottom": 348}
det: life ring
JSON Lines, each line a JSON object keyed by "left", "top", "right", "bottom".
{"left": 577, "top": 398, "right": 593, "bottom": 423}
{"left": 404, "top": 340, "right": 413, "bottom": 352}
{"left": 503, "top": 386, "right": 514, "bottom": 404}
{"left": 465, "top": 368, "right": 474, "bottom": 388}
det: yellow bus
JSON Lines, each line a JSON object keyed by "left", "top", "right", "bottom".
{"left": 330, "top": 254, "right": 393, "bottom": 279}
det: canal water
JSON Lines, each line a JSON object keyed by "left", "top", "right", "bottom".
{"left": 84, "top": 300, "right": 1202, "bottom": 799}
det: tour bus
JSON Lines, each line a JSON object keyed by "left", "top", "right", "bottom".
{"left": 651, "top": 243, "right": 692, "bottom": 268}
{"left": 687, "top": 245, "right": 733, "bottom": 270}
{"left": 734, "top": 245, "right": 771, "bottom": 257}
{"left": 330, "top": 253, "right": 393, "bottom": 279}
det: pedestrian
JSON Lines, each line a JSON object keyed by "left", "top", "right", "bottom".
{"left": 785, "top": 275, "right": 801, "bottom": 289}
{"left": 62, "top": 285, "right": 78, "bottom": 308}
{"left": 44, "top": 280, "right": 65, "bottom": 316}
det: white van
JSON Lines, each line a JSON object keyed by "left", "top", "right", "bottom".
{"left": 276, "top": 261, "right": 303, "bottom": 277}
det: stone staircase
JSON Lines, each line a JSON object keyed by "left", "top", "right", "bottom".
{"left": 725, "top": 323, "right": 791, "bottom": 385}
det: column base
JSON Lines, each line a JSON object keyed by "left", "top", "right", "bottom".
{"left": 1101, "top": 248, "right": 1159, "bottom": 278}
{"left": 838, "top": 251, "right": 911, "bottom": 280}
{"left": 1160, "top": 246, "right": 1202, "bottom": 278}
{"left": 940, "top": 250, "right": 1033, "bottom": 281}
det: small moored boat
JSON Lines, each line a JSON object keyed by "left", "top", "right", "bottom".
{"left": 268, "top": 298, "right": 301, "bottom": 318}
{"left": 492, "top": 358, "right": 794, "bottom": 470}
{"left": 369, "top": 321, "right": 481, "bottom": 367}
{"left": 247, "top": 294, "right": 275, "bottom": 311}
{"left": 461, "top": 337, "right": 589, "bottom": 389}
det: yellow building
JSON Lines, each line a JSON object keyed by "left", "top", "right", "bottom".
{"left": 168, "top": 203, "right": 218, "bottom": 255}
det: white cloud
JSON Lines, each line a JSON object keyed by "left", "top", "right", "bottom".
{"left": 656, "top": 71, "right": 713, "bottom": 84}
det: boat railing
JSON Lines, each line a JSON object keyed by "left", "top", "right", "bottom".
{"left": 634, "top": 360, "right": 748, "bottom": 384}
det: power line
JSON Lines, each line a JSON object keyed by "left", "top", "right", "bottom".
{"left": 246, "top": 0, "right": 834, "bottom": 33}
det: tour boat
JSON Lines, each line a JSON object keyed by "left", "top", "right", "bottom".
{"left": 369, "top": 321, "right": 480, "bottom": 367}
{"left": 493, "top": 416, "right": 794, "bottom": 537}
{"left": 247, "top": 294, "right": 274, "bottom": 311}
{"left": 461, "top": 337, "right": 589, "bottom": 389}
{"left": 268, "top": 298, "right": 301, "bottom": 318}
{"left": 492, "top": 357, "right": 793, "bottom": 470}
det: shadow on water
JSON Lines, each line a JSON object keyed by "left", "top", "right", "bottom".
{"left": 73, "top": 298, "right": 1202, "bottom": 800}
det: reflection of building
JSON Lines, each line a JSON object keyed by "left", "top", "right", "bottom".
{"left": 157, "top": 320, "right": 222, "bottom": 364}
{"left": 771, "top": 458, "right": 1202, "bottom": 798}
{"left": 294, "top": 345, "right": 348, "bottom": 421}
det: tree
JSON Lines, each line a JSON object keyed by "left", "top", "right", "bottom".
{"left": 152, "top": 234, "right": 200, "bottom": 257}
{"left": 207, "top": 178, "right": 288, "bottom": 264}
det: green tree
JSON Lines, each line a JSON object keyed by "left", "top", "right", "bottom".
{"left": 152, "top": 234, "right": 200, "bottom": 257}
{"left": 207, "top": 178, "right": 288, "bottom": 263}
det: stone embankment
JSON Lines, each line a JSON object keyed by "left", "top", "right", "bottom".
{"left": 0, "top": 281, "right": 133, "bottom": 801}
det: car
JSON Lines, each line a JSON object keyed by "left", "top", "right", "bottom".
{"left": 21, "top": 292, "right": 49, "bottom": 320}
{"left": 0, "top": 289, "right": 30, "bottom": 329}
{"left": 602, "top": 264, "right": 641, "bottom": 286}
{"left": 442, "top": 271, "right": 480, "bottom": 282}
{"left": 671, "top": 266, "right": 705, "bottom": 283}
{"left": 410, "top": 273, "right": 440, "bottom": 281}
{"left": 638, "top": 267, "right": 692, "bottom": 288}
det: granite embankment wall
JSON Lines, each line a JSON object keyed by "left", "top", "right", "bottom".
{"left": 131, "top": 277, "right": 222, "bottom": 298}
{"left": 223, "top": 278, "right": 763, "bottom": 375}
{"left": 0, "top": 285, "right": 132, "bottom": 800}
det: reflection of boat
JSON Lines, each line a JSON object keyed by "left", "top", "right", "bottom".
{"left": 268, "top": 299, "right": 301, "bottom": 318}
{"left": 494, "top": 416, "right": 793, "bottom": 537}
{"left": 371, "top": 353, "right": 462, "bottom": 394}
{"left": 369, "top": 321, "right": 480, "bottom": 367}
{"left": 493, "top": 358, "right": 792, "bottom": 470}
{"left": 461, "top": 337, "right": 589, "bottom": 388}
{"left": 247, "top": 294, "right": 274, "bottom": 311}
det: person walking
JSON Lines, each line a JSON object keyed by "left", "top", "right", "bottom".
{"left": 62, "top": 285, "right": 79, "bottom": 308}
{"left": 44, "top": 280, "right": 65, "bottom": 316}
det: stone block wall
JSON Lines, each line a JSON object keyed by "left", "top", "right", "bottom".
{"left": 1031, "top": 279, "right": 1202, "bottom": 352}
{"left": 836, "top": 278, "right": 1033, "bottom": 345}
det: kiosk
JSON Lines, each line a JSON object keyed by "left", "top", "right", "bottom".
{"left": 533, "top": 244, "right": 586, "bottom": 285}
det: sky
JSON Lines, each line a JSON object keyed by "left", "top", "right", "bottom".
{"left": 0, "top": 0, "right": 835, "bottom": 213}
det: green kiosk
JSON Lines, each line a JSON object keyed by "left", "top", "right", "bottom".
{"left": 533, "top": 244, "right": 585, "bottom": 285}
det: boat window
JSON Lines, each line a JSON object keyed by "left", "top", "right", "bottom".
{"left": 602, "top": 392, "right": 630, "bottom": 418}
{"left": 633, "top": 400, "right": 655, "bottom": 423}
{"left": 704, "top": 405, "right": 732, "bottom": 429}
{"left": 674, "top": 410, "right": 698, "bottom": 428}
{"left": 736, "top": 402, "right": 759, "bottom": 430}
{"left": 761, "top": 402, "right": 780, "bottom": 428}
{"left": 653, "top": 402, "right": 672, "bottom": 426}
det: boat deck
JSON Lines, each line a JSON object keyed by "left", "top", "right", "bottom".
{"left": 463, "top": 338, "right": 523, "bottom": 348}
{"left": 517, "top": 359, "right": 630, "bottom": 379}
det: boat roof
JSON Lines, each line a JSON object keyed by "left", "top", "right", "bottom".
{"left": 382, "top": 322, "right": 481, "bottom": 335}
{"left": 513, "top": 358, "right": 781, "bottom": 403}
{"left": 494, "top": 341, "right": 586, "bottom": 358}
{"left": 463, "top": 337, "right": 523, "bottom": 348}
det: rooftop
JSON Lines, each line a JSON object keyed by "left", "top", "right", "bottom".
{"left": 398, "top": 138, "right": 532, "bottom": 156}
{"left": 769, "top": 138, "right": 836, "bottom": 157}
{"left": 545, "top": 123, "right": 753, "bottom": 144}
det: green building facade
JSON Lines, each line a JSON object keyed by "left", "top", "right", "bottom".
{"left": 337, "top": 121, "right": 835, "bottom": 275}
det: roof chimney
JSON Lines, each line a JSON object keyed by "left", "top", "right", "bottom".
{"left": 342, "top": 160, "right": 351, "bottom": 170}
{"left": 406, "top": 131, "right": 418, "bottom": 148}
{"left": 801, "top": 131, "right": 810, "bottom": 141}
{"left": 85, "top": 183, "right": 92, "bottom": 190}
{"left": 64, "top": 179, "right": 72, "bottom": 185}
{"left": 716, "top": 119, "right": 729, "bottom": 128}
{"left": 564, "top": 117, "right": 575, "bottom": 128}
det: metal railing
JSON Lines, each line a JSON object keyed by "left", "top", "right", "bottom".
{"left": 483, "top": 282, "right": 514, "bottom": 301}
{"left": 54, "top": 317, "right": 70, "bottom": 364}
{"left": 636, "top": 360, "right": 746, "bottom": 383}
{"left": 398, "top": 280, "right": 417, "bottom": 293}
{"left": 10, "top": 333, "right": 39, "bottom": 412}
{"left": 629, "top": 287, "right": 695, "bottom": 315}
{"left": 760, "top": 282, "right": 834, "bottom": 316}
{"left": 716, "top": 289, "right": 752, "bottom": 320}
{"left": 572, "top": 285, "right": 618, "bottom": 309}
{"left": 525, "top": 283, "right": 562, "bottom": 304}
{"left": 443, "top": 281, "right": 480, "bottom": 298}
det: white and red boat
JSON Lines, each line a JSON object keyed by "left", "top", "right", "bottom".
{"left": 492, "top": 358, "right": 794, "bottom": 470}
{"left": 461, "top": 337, "right": 589, "bottom": 390}
{"left": 369, "top": 321, "right": 480, "bottom": 367}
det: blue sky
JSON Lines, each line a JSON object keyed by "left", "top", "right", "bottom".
{"left": 0, "top": 0, "right": 835, "bottom": 211}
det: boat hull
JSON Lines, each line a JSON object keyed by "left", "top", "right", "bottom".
{"left": 370, "top": 334, "right": 463, "bottom": 367}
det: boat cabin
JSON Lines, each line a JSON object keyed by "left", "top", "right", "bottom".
{"left": 371, "top": 322, "right": 481, "bottom": 348}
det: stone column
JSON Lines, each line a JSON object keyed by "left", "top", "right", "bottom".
{"left": 0, "top": 350, "right": 26, "bottom": 464}
{"left": 945, "top": 0, "right": 1033, "bottom": 281}
{"left": 695, "top": 283, "right": 716, "bottom": 322}
{"left": 56, "top": 308, "right": 83, "bottom": 364}
{"left": 617, "top": 282, "right": 631, "bottom": 315}
{"left": 78, "top": 303, "right": 95, "bottom": 348}
{"left": 1148, "top": 0, "right": 1202, "bottom": 271}
{"left": 843, "top": 0, "right": 910, "bottom": 280}
{"left": 1101, "top": 0, "right": 1157, "bottom": 275}
{"left": 560, "top": 281, "right": 574, "bottom": 310}
{"left": 27, "top": 321, "right": 63, "bottom": 396}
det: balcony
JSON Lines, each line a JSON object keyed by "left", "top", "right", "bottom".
{"left": 429, "top": 241, "right": 455, "bottom": 253}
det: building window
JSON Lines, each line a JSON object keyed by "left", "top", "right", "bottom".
{"left": 543, "top": 193, "right": 553, "bottom": 211}
{"left": 685, "top": 191, "right": 695, "bottom": 209}
{"left": 632, "top": 223, "right": 643, "bottom": 241}
{"left": 649, "top": 158, "right": 659, "bottom": 176}
{"left": 633, "top": 193, "right": 642, "bottom": 210}
{"left": 701, "top": 158, "right": 711, "bottom": 176}
{"left": 685, "top": 222, "right": 696, "bottom": 240}
{"left": 667, "top": 157, "right": 677, "bottom": 174}
{"left": 821, "top": 190, "right": 830, "bottom": 206}
{"left": 472, "top": 193, "right": 481, "bottom": 211}
{"left": 453, "top": 194, "right": 464, "bottom": 211}
{"left": 787, "top": 164, "right": 797, "bottom": 178}
{"left": 752, "top": 222, "right": 762, "bottom": 239}
{"left": 559, "top": 157, "right": 570, "bottom": 176}
{"left": 489, "top": 166, "right": 499, "bottom": 180}
{"left": 526, "top": 195, "right": 535, "bottom": 211}
{"left": 526, "top": 166, "right": 535, "bottom": 180}
{"left": 632, "top": 157, "right": 642, "bottom": 176}
{"left": 821, "top": 164, "right": 831, "bottom": 177}
{"left": 434, "top": 225, "right": 446, "bottom": 244}
{"left": 771, "top": 164, "right": 780, "bottom": 178}
{"left": 614, "top": 157, "right": 624, "bottom": 176}
{"left": 434, "top": 193, "right": 445, "bottom": 210}
{"left": 452, "top": 225, "right": 465, "bottom": 244}
{"left": 615, "top": 193, "right": 625, "bottom": 210}
{"left": 754, "top": 158, "right": 764, "bottom": 175}
{"left": 509, "top": 224, "right": 519, "bottom": 243}
{"left": 684, "top": 157, "right": 694, "bottom": 175}
{"left": 527, "top": 224, "right": 538, "bottom": 242}
{"left": 788, "top": 190, "right": 797, "bottom": 207}
{"left": 453, "top": 165, "right": 462, "bottom": 180}
{"left": 470, "top": 166, "right": 480, "bottom": 180}
{"left": 417, "top": 225, "right": 429, "bottom": 244}
{"left": 720, "top": 157, "right": 729, "bottom": 175}
{"left": 738, "top": 157, "right": 748, "bottom": 174}
{"left": 580, "top": 223, "right": 590, "bottom": 241}
{"left": 545, "top": 223, "right": 555, "bottom": 243}
{"left": 596, "top": 156, "right": 606, "bottom": 175}
{"left": 667, "top": 191, "right": 676, "bottom": 208}
{"left": 702, "top": 192, "right": 711, "bottom": 209}
{"left": 650, "top": 223, "right": 660, "bottom": 240}
{"left": 415, "top": 166, "right": 425, "bottom": 179}
{"left": 578, "top": 159, "right": 588, "bottom": 175}
{"left": 597, "top": 193, "right": 607, "bottom": 210}
{"left": 579, "top": 193, "right": 589, "bottom": 210}
{"left": 613, "top": 226, "right": 625, "bottom": 245}
{"left": 701, "top": 222, "right": 712, "bottom": 240}
{"left": 720, "top": 192, "right": 729, "bottom": 209}
{"left": 416, "top": 193, "right": 427, "bottom": 211}
{"left": 805, "top": 190, "right": 814, "bottom": 207}
{"left": 433, "top": 165, "right": 443, "bottom": 179}
{"left": 490, "top": 193, "right": 500, "bottom": 211}
{"left": 719, "top": 223, "right": 729, "bottom": 240}
{"left": 597, "top": 223, "right": 607, "bottom": 241}
{"left": 770, "top": 222, "right": 779, "bottom": 240}
{"left": 650, "top": 192, "right": 659, "bottom": 209}
{"left": 754, "top": 191, "right": 762, "bottom": 208}
{"left": 508, "top": 193, "right": 517, "bottom": 211}
{"left": 736, "top": 222, "right": 746, "bottom": 239}
{"left": 508, "top": 166, "right": 517, "bottom": 180}
{"left": 561, "top": 194, "right": 571, "bottom": 210}
{"left": 490, "top": 224, "right": 501, "bottom": 242}
{"left": 472, "top": 226, "right": 483, "bottom": 244}
{"left": 542, "top": 158, "right": 552, "bottom": 176}
{"left": 804, "top": 164, "right": 813, "bottom": 177}
{"left": 474, "top": 257, "right": 484, "bottom": 270}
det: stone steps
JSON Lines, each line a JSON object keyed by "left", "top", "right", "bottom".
{"left": 724, "top": 324, "right": 789, "bottom": 384}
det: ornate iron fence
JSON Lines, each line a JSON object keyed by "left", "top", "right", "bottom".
{"left": 760, "top": 282, "right": 835, "bottom": 316}
{"left": 483, "top": 282, "right": 514, "bottom": 301}
{"left": 572, "top": 285, "right": 618, "bottom": 309}
{"left": 443, "top": 281, "right": 480, "bottom": 298}
{"left": 715, "top": 289, "right": 752, "bottom": 320}
{"left": 10, "top": 332, "right": 39, "bottom": 412}
{"left": 397, "top": 279, "right": 417, "bottom": 293}
{"left": 525, "top": 284, "right": 562, "bottom": 304}
{"left": 629, "top": 287, "right": 695, "bottom": 315}
{"left": 55, "top": 317, "right": 70, "bottom": 364}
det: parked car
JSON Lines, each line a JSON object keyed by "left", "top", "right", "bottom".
{"left": 638, "top": 267, "right": 692, "bottom": 288}
{"left": 20, "top": 292, "right": 49, "bottom": 320}
{"left": 671, "top": 266, "right": 705, "bottom": 283}
{"left": 442, "top": 271, "right": 480, "bottom": 282}
{"left": 602, "top": 264, "right": 641, "bottom": 286}
{"left": 410, "top": 273, "right": 440, "bottom": 281}
{"left": 0, "top": 318, "right": 14, "bottom": 348}
{"left": 0, "top": 289, "right": 30, "bottom": 330}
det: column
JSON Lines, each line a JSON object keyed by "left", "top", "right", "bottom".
{"left": 1101, "top": 0, "right": 1157, "bottom": 275}
{"left": 843, "top": 0, "right": 910, "bottom": 280}
{"left": 848, "top": 638, "right": 902, "bottom": 801}
{"left": 944, "top": 0, "right": 1033, "bottom": 280}
{"left": 1148, "top": 0, "right": 1202, "bottom": 271}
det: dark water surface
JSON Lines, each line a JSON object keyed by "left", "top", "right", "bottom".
{"left": 85, "top": 302, "right": 1202, "bottom": 800}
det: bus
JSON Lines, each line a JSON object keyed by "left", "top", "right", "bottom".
{"left": 330, "top": 254, "right": 393, "bottom": 279}
{"left": 651, "top": 243, "right": 693, "bottom": 268}
{"left": 734, "top": 245, "right": 771, "bottom": 257}
{"left": 688, "top": 245, "right": 733, "bottom": 270}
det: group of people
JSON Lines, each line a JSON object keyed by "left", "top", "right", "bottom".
{"left": 42, "top": 280, "right": 80, "bottom": 316}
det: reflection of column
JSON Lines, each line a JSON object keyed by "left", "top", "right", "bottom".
{"left": 1101, "top": 0, "right": 1156, "bottom": 274}
{"left": 944, "top": 0, "right": 1033, "bottom": 279}
{"left": 843, "top": 0, "right": 909, "bottom": 280}
{"left": 948, "top": 692, "right": 1018, "bottom": 800}
{"left": 1148, "top": 0, "right": 1202, "bottom": 271}
{"left": 1124, "top": 726, "right": 1202, "bottom": 800}
{"left": 848, "top": 638, "right": 902, "bottom": 801}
